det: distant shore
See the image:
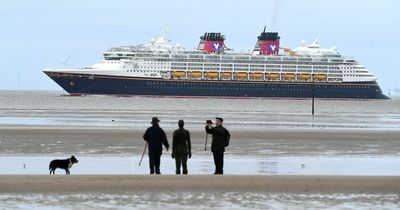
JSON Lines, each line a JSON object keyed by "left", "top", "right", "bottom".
{"left": 1, "top": 175, "right": 399, "bottom": 194}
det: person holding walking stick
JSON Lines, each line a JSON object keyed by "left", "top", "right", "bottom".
{"left": 205, "top": 117, "right": 230, "bottom": 175}
{"left": 143, "top": 117, "right": 169, "bottom": 174}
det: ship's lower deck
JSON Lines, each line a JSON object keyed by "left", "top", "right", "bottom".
{"left": 44, "top": 72, "right": 389, "bottom": 99}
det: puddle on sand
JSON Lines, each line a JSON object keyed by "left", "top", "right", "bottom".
{"left": 0, "top": 155, "right": 399, "bottom": 176}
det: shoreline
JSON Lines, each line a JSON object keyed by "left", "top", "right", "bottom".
{"left": 0, "top": 175, "right": 399, "bottom": 194}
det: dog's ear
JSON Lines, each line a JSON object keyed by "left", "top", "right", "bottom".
{"left": 71, "top": 155, "right": 74, "bottom": 158}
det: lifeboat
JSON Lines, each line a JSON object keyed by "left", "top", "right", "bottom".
{"left": 235, "top": 72, "right": 248, "bottom": 79}
{"left": 205, "top": 72, "right": 219, "bottom": 78}
{"left": 268, "top": 73, "right": 280, "bottom": 79}
{"left": 222, "top": 72, "right": 232, "bottom": 78}
{"left": 171, "top": 71, "right": 186, "bottom": 77}
{"left": 283, "top": 73, "right": 295, "bottom": 80}
{"left": 189, "top": 71, "right": 202, "bottom": 78}
{"left": 315, "top": 74, "right": 327, "bottom": 80}
{"left": 251, "top": 73, "right": 264, "bottom": 79}
{"left": 299, "top": 74, "right": 311, "bottom": 80}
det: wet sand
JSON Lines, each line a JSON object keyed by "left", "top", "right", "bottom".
{"left": 1, "top": 175, "right": 399, "bottom": 194}
{"left": 0, "top": 126, "right": 399, "bottom": 156}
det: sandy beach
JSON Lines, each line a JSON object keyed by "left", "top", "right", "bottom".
{"left": 1, "top": 126, "right": 399, "bottom": 156}
{"left": 1, "top": 175, "right": 399, "bottom": 194}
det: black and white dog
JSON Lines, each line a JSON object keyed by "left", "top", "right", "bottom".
{"left": 49, "top": 155, "right": 79, "bottom": 175}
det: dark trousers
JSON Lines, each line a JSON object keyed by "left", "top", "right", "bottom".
{"left": 175, "top": 154, "right": 188, "bottom": 174}
{"left": 213, "top": 152, "right": 224, "bottom": 174}
{"left": 149, "top": 151, "right": 162, "bottom": 174}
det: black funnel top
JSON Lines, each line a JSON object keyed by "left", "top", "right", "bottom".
{"left": 258, "top": 27, "right": 280, "bottom": 41}
{"left": 200, "top": 33, "right": 225, "bottom": 41}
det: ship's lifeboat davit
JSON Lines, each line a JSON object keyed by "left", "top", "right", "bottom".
{"left": 222, "top": 72, "right": 232, "bottom": 78}
{"left": 189, "top": 71, "right": 202, "bottom": 78}
{"left": 268, "top": 73, "right": 280, "bottom": 79}
{"left": 251, "top": 73, "right": 264, "bottom": 79}
{"left": 205, "top": 72, "right": 219, "bottom": 78}
{"left": 283, "top": 73, "right": 295, "bottom": 80}
{"left": 171, "top": 71, "right": 186, "bottom": 78}
{"left": 315, "top": 74, "right": 327, "bottom": 80}
{"left": 235, "top": 72, "right": 248, "bottom": 79}
{"left": 299, "top": 74, "right": 311, "bottom": 80}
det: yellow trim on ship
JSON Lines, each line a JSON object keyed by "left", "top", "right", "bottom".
{"left": 251, "top": 73, "right": 264, "bottom": 79}
{"left": 268, "top": 73, "right": 280, "bottom": 79}
{"left": 189, "top": 71, "right": 202, "bottom": 77}
{"left": 171, "top": 71, "right": 186, "bottom": 77}
{"left": 235, "top": 72, "right": 248, "bottom": 78}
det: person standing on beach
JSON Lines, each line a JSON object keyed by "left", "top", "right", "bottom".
{"left": 143, "top": 117, "right": 169, "bottom": 174}
{"left": 205, "top": 117, "right": 230, "bottom": 175}
{"left": 171, "top": 119, "right": 191, "bottom": 174}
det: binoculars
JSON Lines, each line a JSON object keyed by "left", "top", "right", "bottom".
{"left": 206, "top": 120, "right": 212, "bottom": 124}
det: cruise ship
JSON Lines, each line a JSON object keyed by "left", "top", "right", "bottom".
{"left": 44, "top": 28, "right": 389, "bottom": 99}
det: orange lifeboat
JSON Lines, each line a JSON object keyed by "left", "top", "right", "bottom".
{"left": 205, "top": 72, "right": 219, "bottom": 78}
{"left": 315, "top": 74, "right": 327, "bottom": 80}
{"left": 235, "top": 72, "right": 248, "bottom": 79}
{"left": 283, "top": 73, "right": 295, "bottom": 80}
{"left": 251, "top": 73, "right": 264, "bottom": 79}
{"left": 299, "top": 74, "right": 311, "bottom": 80}
{"left": 222, "top": 72, "right": 232, "bottom": 78}
{"left": 268, "top": 73, "right": 280, "bottom": 79}
{"left": 189, "top": 71, "right": 202, "bottom": 78}
{"left": 171, "top": 71, "right": 186, "bottom": 77}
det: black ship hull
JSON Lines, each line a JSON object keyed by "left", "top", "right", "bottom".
{"left": 44, "top": 72, "right": 389, "bottom": 99}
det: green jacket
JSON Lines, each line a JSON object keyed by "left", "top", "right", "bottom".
{"left": 172, "top": 128, "right": 191, "bottom": 155}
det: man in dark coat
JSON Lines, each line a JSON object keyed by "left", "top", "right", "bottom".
{"left": 172, "top": 119, "right": 191, "bottom": 174}
{"left": 143, "top": 117, "right": 169, "bottom": 174}
{"left": 205, "top": 117, "right": 230, "bottom": 175}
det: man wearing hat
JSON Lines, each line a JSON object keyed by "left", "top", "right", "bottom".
{"left": 143, "top": 117, "right": 169, "bottom": 174}
{"left": 171, "top": 119, "right": 191, "bottom": 174}
{"left": 205, "top": 117, "right": 230, "bottom": 175}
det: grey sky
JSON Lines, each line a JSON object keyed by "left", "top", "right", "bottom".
{"left": 0, "top": 0, "right": 398, "bottom": 94}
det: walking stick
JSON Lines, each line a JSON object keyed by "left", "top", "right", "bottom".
{"left": 205, "top": 120, "right": 212, "bottom": 151}
{"left": 204, "top": 133, "right": 208, "bottom": 151}
{"left": 138, "top": 143, "right": 148, "bottom": 166}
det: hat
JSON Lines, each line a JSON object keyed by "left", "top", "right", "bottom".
{"left": 216, "top": 117, "right": 223, "bottom": 122}
{"left": 151, "top": 117, "right": 160, "bottom": 124}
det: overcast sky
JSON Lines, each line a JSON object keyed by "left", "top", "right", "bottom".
{"left": 0, "top": 0, "right": 399, "bottom": 95}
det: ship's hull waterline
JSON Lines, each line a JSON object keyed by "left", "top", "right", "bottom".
{"left": 44, "top": 72, "right": 389, "bottom": 99}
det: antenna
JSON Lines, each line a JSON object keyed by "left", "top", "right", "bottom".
{"left": 313, "top": 35, "right": 320, "bottom": 45}
{"left": 58, "top": 53, "right": 74, "bottom": 66}
{"left": 162, "top": 26, "right": 170, "bottom": 35}
{"left": 18, "top": 71, "right": 21, "bottom": 90}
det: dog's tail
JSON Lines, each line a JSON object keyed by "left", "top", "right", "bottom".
{"left": 49, "top": 161, "right": 53, "bottom": 171}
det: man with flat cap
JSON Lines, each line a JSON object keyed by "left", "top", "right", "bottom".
{"left": 205, "top": 117, "right": 230, "bottom": 175}
{"left": 171, "top": 119, "right": 191, "bottom": 174}
{"left": 143, "top": 117, "right": 169, "bottom": 174}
